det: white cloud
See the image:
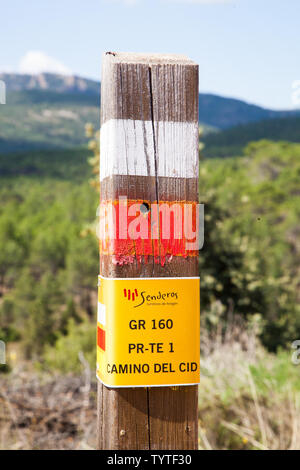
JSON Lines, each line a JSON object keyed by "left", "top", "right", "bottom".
{"left": 19, "top": 51, "right": 72, "bottom": 76}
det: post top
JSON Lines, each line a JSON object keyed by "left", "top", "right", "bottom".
{"left": 103, "top": 52, "right": 197, "bottom": 66}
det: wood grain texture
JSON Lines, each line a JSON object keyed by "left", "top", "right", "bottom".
{"left": 101, "top": 52, "right": 198, "bottom": 124}
{"left": 100, "top": 120, "right": 199, "bottom": 180}
{"left": 97, "top": 52, "right": 199, "bottom": 450}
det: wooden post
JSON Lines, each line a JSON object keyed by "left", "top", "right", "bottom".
{"left": 97, "top": 52, "right": 199, "bottom": 450}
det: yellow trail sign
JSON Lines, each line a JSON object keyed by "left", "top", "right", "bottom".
{"left": 97, "top": 276, "right": 200, "bottom": 388}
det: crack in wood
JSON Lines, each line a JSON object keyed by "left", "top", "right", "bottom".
{"left": 98, "top": 52, "right": 199, "bottom": 450}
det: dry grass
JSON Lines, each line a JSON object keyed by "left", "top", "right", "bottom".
{"left": 1, "top": 321, "right": 299, "bottom": 450}
{"left": 199, "top": 315, "right": 300, "bottom": 450}
{"left": 0, "top": 365, "right": 97, "bottom": 450}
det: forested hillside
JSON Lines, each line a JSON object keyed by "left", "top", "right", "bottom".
{"left": 0, "top": 139, "right": 299, "bottom": 364}
{"left": 1, "top": 72, "right": 299, "bottom": 153}
{"left": 1, "top": 75, "right": 300, "bottom": 448}
{"left": 0, "top": 135, "right": 300, "bottom": 448}
{"left": 203, "top": 116, "right": 300, "bottom": 157}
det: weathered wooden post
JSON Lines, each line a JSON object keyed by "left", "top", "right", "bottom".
{"left": 97, "top": 52, "right": 200, "bottom": 450}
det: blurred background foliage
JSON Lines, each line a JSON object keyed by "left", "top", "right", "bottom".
{"left": 0, "top": 131, "right": 299, "bottom": 370}
{"left": 1, "top": 126, "right": 300, "bottom": 450}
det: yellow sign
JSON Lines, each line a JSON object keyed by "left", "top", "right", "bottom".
{"left": 96, "top": 276, "right": 200, "bottom": 387}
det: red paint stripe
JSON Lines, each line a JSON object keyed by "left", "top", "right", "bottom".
{"left": 124, "top": 288, "right": 127, "bottom": 298}
{"left": 97, "top": 327, "right": 105, "bottom": 351}
{"left": 128, "top": 289, "right": 131, "bottom": 300}
{"left": 100, "top": 200, "right": 199, "bottom": 265}
{"left": 135, "top": 289, "right": 138, "bottom": 297}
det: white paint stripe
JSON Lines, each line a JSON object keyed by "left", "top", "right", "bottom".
{"left": 97, "top": 302, "right": 106, "bottom": 326}
{"left": 98, "top": 275, "right": 200, "bottom": 281}
{"left": 100, "top": 119, "right": 199, "bottom": 181}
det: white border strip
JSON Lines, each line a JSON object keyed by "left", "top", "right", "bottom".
{"left": 99, "top": 275, "right": 200, "bottom": 281}
{"left": 96, "top": 373, "right": 200, "bottom": 389}
{"left": 100, "top": 119, "right": 199, "bottom": 181}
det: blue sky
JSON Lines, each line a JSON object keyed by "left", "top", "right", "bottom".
{"left": 1, "top": 0, "right": 299, "bottom": 109}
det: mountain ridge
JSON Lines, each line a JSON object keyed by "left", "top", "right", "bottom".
{"left": 0, "top": 72, "right": 99, "bottom": 94}
{"left": 0, "top": 72, "right": 299, "bottom": 154}
{"left": 1, "top": 72, "right": 297, "bottom": 124}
